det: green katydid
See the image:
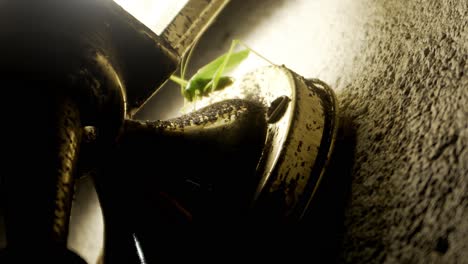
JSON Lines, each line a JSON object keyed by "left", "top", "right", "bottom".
{"left": 170, "top": 39, "right": 273, "bottom": 102}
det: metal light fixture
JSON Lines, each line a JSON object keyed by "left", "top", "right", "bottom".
{"left": 0, "top": 0, "right": 338, "bottom": 263}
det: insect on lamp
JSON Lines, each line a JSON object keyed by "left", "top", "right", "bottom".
{"left": 0, "top": 0, "right": 339, "bottom": 263}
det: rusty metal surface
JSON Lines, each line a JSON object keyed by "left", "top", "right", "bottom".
{"left": 160, "top": 64, "right": 339, "bottom": 220}
{"left": 253, "top": 73, "right": 338, "bottom": 220}
{"left": 97, "top": 99, "right": 268, "bottom": 262}
{"left": 161, "top": 0, "right": 230, "bottom": 57}
{"left": 227, "top": 66, "right": 339, "bottom": 220}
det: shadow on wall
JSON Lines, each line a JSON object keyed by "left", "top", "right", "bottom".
{"left": 300, "top": 111, "right": 356, "bottom": 262}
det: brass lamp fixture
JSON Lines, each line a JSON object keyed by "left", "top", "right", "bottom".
{"left": 0, "top": 0, "right": 338, "bottom": 263}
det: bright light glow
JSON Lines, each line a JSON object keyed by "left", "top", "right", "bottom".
{"left": 113, "top": 0, "right": 189, "bottom": 34}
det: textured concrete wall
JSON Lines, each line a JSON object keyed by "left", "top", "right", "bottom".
{"left": 334, "top": 1, "right": 467, "bottom": 263}
{"left": 140, "top": 0, "right": 467, "bottom": 262}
